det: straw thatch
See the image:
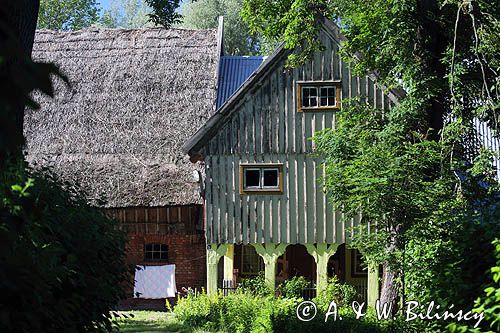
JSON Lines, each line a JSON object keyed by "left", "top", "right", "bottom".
{"left": 24, "top": 28, "right": 218, "bottom": 207}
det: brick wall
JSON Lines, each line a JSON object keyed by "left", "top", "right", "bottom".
{"left": 106, "top": 205, "right": 207, "bottom": 309}
{"left": 125, "top": 233, "right": 206, "bottom": 293}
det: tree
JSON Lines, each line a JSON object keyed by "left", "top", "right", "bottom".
{"left": 99, "top": 0, "right": 152, "bottom": 28}
{"left": 0, "top": 0, "right": 44, "bottom": 167}
{"left": 1, "top": 2, "right": 129, "bottom": 331}
{"left": 242, "top": 0, "right": 499, "bottom": 316}
{"left": 37, "top": 0, "right": 99, "bottom": 30}
{"left": 145, "top": 0, "right": 182, "bottom": 28}
{"left": 181, "top": 0, "right": 274, "bottom": 55}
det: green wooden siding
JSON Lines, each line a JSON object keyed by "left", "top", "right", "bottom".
{"left": 204, "top": 29, "right": 395, "bottom": 244}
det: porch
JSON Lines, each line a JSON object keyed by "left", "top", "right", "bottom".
{"left": 208, "top": 243, "right": 378, "bottom": 306}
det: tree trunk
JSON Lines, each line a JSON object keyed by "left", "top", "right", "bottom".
{"left": 0, "top": 0, "right": 40, "bottom": 167}
{"left": 415, "top": 0, "right": 447, "bottom": 139}
{"left": 380, "top": 262, "right": 399, "bottom": 313}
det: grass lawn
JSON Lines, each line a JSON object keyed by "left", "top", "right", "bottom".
{"left": 112, "top": 311, "right": 194, "bottom": 333}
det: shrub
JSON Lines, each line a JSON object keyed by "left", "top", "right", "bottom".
{"left": 173, "top": 292, "right": 222, "bottom": 330}
{"left": 173, "top": 287, "right": 422, "bottom": 333}
{"left": 314, "top": 276, "right": 359, "bottom": 310}
{"left": 238, "top": 272, "right": 273, "bottom": 296}
{"left": 281, "top": 276, "right": 310, "bottom": 298}
{"left": 0, "top": 165, "right": 129, "bottom": 332}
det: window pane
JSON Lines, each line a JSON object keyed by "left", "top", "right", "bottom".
{"left": 303, "top": 87, "right": 310, "bottom": 98}
{"left": 320, "top": 87, "right": 329, "bottom": 98}
{"left": 161, "top": 244, "right": 168, "bottom": 253}
{"left": 302, "top": 87, "right": 319, "bottom": 107}
{"left": 154, "top": 244, "right": 161, "bottom": 251}
{"left": 303, "top": 97, "right": 310, "bottom": 107}
{"left": 319, "top": 87, "right": 336, "bottom": 106}
{"left": 263, "top": 169, "right": 279, "bottom": 187}
{"left": 244, "top": 169, "right": 260, "bottom": 188}
{"left": 309, "top": 87, "right": 318, "bottom": 97}
{"left": 328, "top": 87, "right": 335, "bottom": 97}
{"left": 153, "top": 251, "right": 161, "bottom": 260}
{"left": 160, "top": 251, "right": 168, "bottom": 260}
{"left": 145, "top": 244, "right": 153, "bottom": 252}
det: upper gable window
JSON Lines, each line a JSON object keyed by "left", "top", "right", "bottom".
{"left": 240, "top": 164, "right": 283, "bottom": 194}
{"left": 297, "top": 82, "right": 341, "bottom": 112}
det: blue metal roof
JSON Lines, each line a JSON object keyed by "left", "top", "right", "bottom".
{"left": 216, "top": 56, "right": 265, "bottom": 108}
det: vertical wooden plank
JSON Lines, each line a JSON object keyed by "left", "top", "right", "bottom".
{"left": 278, "top": 71, "right": 286, "bottom": 154}
{"left": 205, "top": 157, "right": 214, "bottom": 244}
{"left": 322, "top": 38, "right": 331, "bottom": 81}
{"left": 289, "top": 157, "right": 298, "bottom": 244}
{"left": 296, "top": 154, "right": 305, "bottom": 243}
{"left": 315, "top": 157, "right": 325, "bottom": 243}
{"left": 249, "top": 193, "right": 256, "bottom": 244}
{"left": 367, "top": 77, "right": 375, "bottom": 107}
{"left": 279, "top": 156, "right": 288, "bottom": 243}
{"left": 239, "top": 105, "right": 246, "bottom": 154}
{"left": 226, "top": 155, "right": 234, "bottom": 242}
{"left": 294, "top": 68, "right": 302, "bottom": 154}
{"left": 247, "top": 102, "right": 254, "bottom": 155}
{"left": 313, "top": 47, "right": 322, "bottom": 81}
{"left": 306, "top": 157, "right": 315, "bottom": 242}
{"left": 255, "top": 91, "right": 262, "bottom": 154}
{"left": 332, "top": 42, "right": 339, "bottom": 81}
{"left": 272, "top": 166, "right": 280, "bottom": 243}
{"left": 214, "top": 155, "right": 222, "bottom": 243}
{"left": 262, "top": 84, "right": 270, "bottom": 154}
{"left": 304, "top": 112, "right": 313, "bottom": 152}
{"left": 234, "top": 155, "right": 242, "bottom": 243}
{"left": 221, "top": 155, "right": 228, "bottom": 242}
{"left": 241, "top": 159, "right": 249, "bottom": 244}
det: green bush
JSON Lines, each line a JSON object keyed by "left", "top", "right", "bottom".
{"left": 173, "top": 287, "right": 422, "bottom": 333}
{"left": 238, "top": 272, "right": 272, "bottom": 296}
{"left": 174, "top": 290, "right": 275, "bottom": 333}
{"left": 314, "top": 276, "right": 359, "bottom": 310}
{"left": 281, "top": 276, "right": 310, "bottom": 298}
{"left": 0, "top": 165, "right": 129, "bottom": 332}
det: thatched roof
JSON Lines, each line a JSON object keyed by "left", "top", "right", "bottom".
{"left": 24, "top": 28, "right": 219, "bottom": 207}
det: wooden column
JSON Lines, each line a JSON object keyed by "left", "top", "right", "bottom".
{"left": 305, "top": 243, "right": 339, "bottom": 292}
{"left": 223, "top": 244, "right": 234, "bottom": 282}
{"left": 367, "top": 262, "right": 379, "bottom": 307}
{"left": 206, "top": 243, "right": 228, "bottom": 295}
{"left": 253, "top": 243, "right": 288, "bottom": 290}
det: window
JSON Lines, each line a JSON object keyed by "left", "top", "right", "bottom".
{"left": 351, "top": 249, "right": 367, "bottom": 277}
{"left": 144, "top": 243, "right": 168, "bottom": 262}
{"left": 241, "top": 245, "right": 264, "bottom": 275}
{"left": 297, "top": 82, "right": 341, "bottom": 112}
{"left": 240, "top": 164, "right": 283, "bottom": 194}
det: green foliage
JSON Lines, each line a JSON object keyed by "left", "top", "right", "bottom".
{"left": 281, "top": 275, "right": 310, "bottom": 298}
{"left": 0, "top": 164, "right": 130, "bottom": 332}
{"left": 99, "top": 0, "right": 152, "bottom": 28}
{"left": 38, "top": 0, "right": 99, "bottom": 30}
{"left": 472, "top": 239, "right": 500, "bottom": 332}
{"left": 314, "top": 276, "right": 358, "bottom": 310}
{"left": 238, "top": 272, "right": 273, "bottom": 296}
{"left": 181, "top": 0, "right": 277, "bottom": 55}
{"left": 145, "top": 0, "right": 182, "bottom": 28}
{"left": 173, "top": 289, "right": 420, "bottom": 332}
{"left": 448, "top": 239, "right": 500, "bottom": 333}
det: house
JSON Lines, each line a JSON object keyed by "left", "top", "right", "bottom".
{"left": 24, "top": 27, "right": 220, "bottom": 307}
{"left": 183, "top": 16, "right": 409, "bottom": 305}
